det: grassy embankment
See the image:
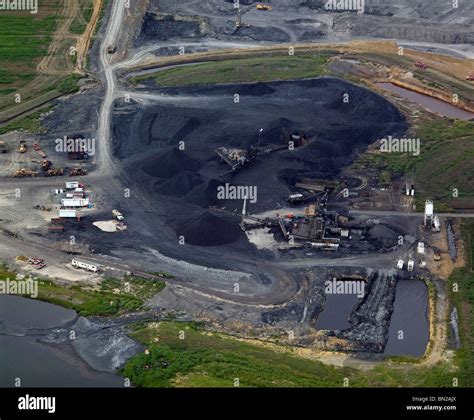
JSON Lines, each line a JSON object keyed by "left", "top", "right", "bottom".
{"left": 356, "top": 119, "right": 474, "bottom": 211}
{"left": 0, "top": 264, "right": 165, "bottom": 316}
{"left": 131, "top": 54, "right": 330, "bottom": 88}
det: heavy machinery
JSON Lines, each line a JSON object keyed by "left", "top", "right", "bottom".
{"left": 256, "top": 3, "right": 272, "bottom": 10}
{"left": 466, "top": 72, "right": 474, "bottom": 81}
{"left": 13, "top": 168, "right": 38, "bottom": 178}
{"left": 28, "top": 257, "right": 46, "bottom": 270}
{"left": 415, "top": 61, "right": 428, "bottom": 70}
{"left": 0, "top": 141, "right": 7, "bottom": 153}
{"left": 45, "top": 168, "right": 64, "bottom": 177}
{"left": 112, "top": 209, "right": 124, "bottom": 221}
{"left": 107, "top": 44, "right": 116, "bottom": 54}
{"left": 236, "top": 8, "right": 242, "bottom": 28}
{"left": 69, "top": 167, "right": 87, "bottom": 176}
{"left": 18, "top": 141, "right": 27, "bottom": 153}
{"left": 41, "top": 160, "right": 52, "bottom": 171}
{"left": 33, "top": 143, "right": 47, "bottom": 158}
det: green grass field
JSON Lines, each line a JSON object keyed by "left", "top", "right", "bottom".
{"left": 0, "top": 5, "right": 59, "bottom": 91}
{"left": 122, "top": 320, "right": 461, "bottom": 388}
{"left": 69, "top": 0, "right": 94, "bottom": 35}
{"left": 0, "top": 1, "right": 86, "bottom": 121}
{"left": 359, "top": 119, "right": 474, "bottom": 210}
{"left": 132, "top": 55, "right": 329, "bottom": 88}
{"left": 0, "top": 264, "right": 165, "bottom": 316}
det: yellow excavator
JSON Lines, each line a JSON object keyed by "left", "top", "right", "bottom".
{"left": 256, "top": 3, "right": 272, "bottom": 11}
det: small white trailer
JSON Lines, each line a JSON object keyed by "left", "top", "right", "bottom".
{"left": 71, "top": 259, "right": 99, "bottom": 273}
{"left": 61, "top": 198, "right": 89, "bottom": 208}
{"left": 66, "top": 181, "right": 79, "bottom": 190}
{"left": 59, "top": 209, "right": 77, "bottom": 218}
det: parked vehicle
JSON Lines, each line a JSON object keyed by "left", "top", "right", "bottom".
{"left": 71, "top": 259, "right": 99, "bottom": 273}
{"left": 112, "top": 209, "right": 124, "bottom": 221}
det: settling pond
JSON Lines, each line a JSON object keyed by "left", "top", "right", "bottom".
{"left": 316, "top": 280, "right": 429, "bottom": 356}
{"left": 378, "top": 83, "right": 474, "bottom": 120}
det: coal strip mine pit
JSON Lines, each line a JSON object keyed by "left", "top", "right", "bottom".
{"left": 111, "top": 78, "right": 407, "bottom": 262}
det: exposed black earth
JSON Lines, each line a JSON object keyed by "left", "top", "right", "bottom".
{"left": 113, "top": 78, "right": 407, "bottom": 248}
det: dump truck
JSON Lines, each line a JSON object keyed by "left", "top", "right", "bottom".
{"left": 19, "top": 141, "right": 27, "bottom": 153}
{"left": 466, "top": 73, "right": 474, "bottom": 81}
{"left": 41, "top": 160, "right": 52, "bottom": 171}
{"left": 112, "top": 209, "right": 124, "bottom": 221}
{"left": 13, "top": 168, "right": 38, "bottom": 178}
{"left": 256, "top": 4, "right": 272, "bottom": 10}
{"left": 69, "top": 167, "right": 87, "bottom": 176}
{"left": 33, "top": 143, "right": 47, "bottom": 158}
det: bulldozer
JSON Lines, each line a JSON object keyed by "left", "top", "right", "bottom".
{"left": 18, "top": 141, "right": 27, "bottom": 153}
{"left": 256, "top": 3, "right": 272, "bottom": 10}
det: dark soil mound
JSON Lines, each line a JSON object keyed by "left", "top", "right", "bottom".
{"left": 154, "top": 171, "right": 203, "bottom": 197}
{"left": 185, "top": 179, "right": 225, "bottom": 207}
{"left": 142, "top": 148, "right": 201, "bottom": 179}
{"left": 178, "top": 212, "right": 243, "bottom": 246}
{"left": 366, "top": 224, "right": 399, "bottom": 249}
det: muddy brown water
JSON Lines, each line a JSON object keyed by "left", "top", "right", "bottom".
{"left": 377, "top": 83, "right": 474, "bottom": 120}
{"left": 384, "top": 280, "right": 429, "bottom": 357}
{"left": 0, "top": 295, "right": 123, "bottom": 387}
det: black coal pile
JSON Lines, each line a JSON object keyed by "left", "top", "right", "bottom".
{"left": 177, "top": 212, "right": 244, "bottom": 246}
{"left": 154, "top": 171, "right": 204, "bottom": 197}
{"left": 139, "top": 12, "right": 211, "bottom": 42}
{"left": 185, "top": 179, "right": 226, "bottom": 207}
{"left": 142, "top": 148, "right": 201, "bottom": 178}
{"left": 366, "top": 224, "right": 399, "bottom": 249}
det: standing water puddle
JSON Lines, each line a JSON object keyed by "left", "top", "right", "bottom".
{"left": 377, "top": 83, "right": 474, "bottom": 121}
